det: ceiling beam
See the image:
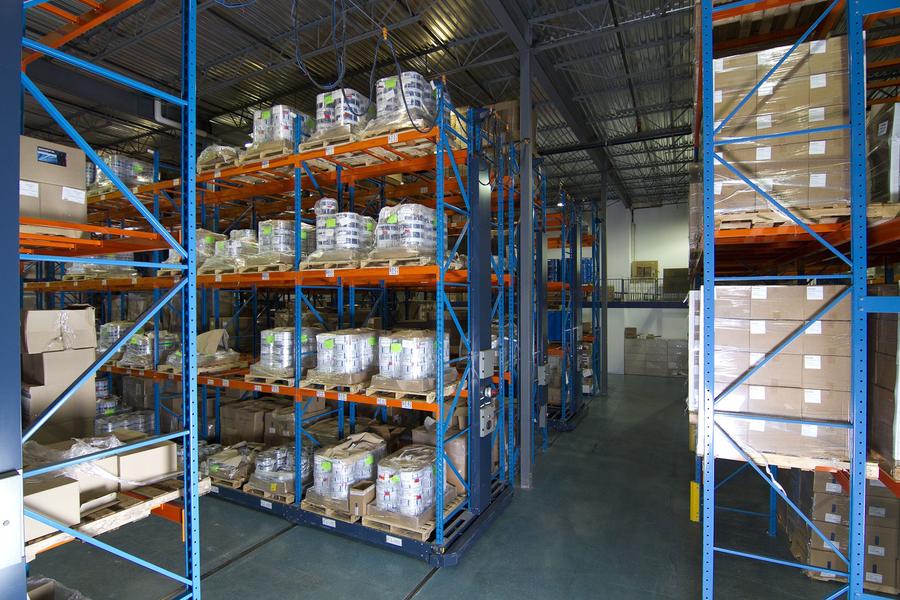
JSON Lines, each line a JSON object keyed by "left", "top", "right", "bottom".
{"left": 539, "top": 126, "right": 692, "bottom": 155}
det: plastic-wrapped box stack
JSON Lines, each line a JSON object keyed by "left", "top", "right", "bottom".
{"left": 378, "top": 330, "right": 449, "bottom": 380}
{"left": 314, "top": 89, "right": 369, "bottom": 132}
{"left": 709, "top": 38, "right": 849, "bottom": 223}
{"left": 63, "top": 253, "right": 139, "bottom": 280}
{"left": 249, "top": 326, "right": 322, "bottom": 379}
{"left": 375, "top": 445, "right": 436, "bottom": 517}
{"left": 197, "top": 145, "right": 239, "bottom": 170}
{"left": 97, "top": 321, "right": 133, "bottom": 356}
{"left": 89, "top": 152, "right": 153, "bottom": 191}
{"left": 311, "top": 432, "right": 385, "bottom": 501}
{"left": 315, "top": 329, "right": 378, "bottom": 375}
{"left": 117, "top": 330, "right": 179, "bottom": 369}
{"left": 370, "top": 203, "right": 437, "bottom": 260}
{"left": 250, "top": 105, "right": 313, "bottom": 148}
{"left": 365, "top": 72, "right": 435, "bottom": 133}
{"left": 247, "top": 443, "right": 312, "bottom": 495}
{"left": 868, "top": 104, "right": 900, "bottom": 204}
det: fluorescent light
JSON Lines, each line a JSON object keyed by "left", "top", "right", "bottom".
{"left": 556, "top": 201, "right": 564, "bottom": 207}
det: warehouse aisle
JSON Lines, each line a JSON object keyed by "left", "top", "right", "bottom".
{"left": 31, "top": 375, "right": 843, "bottom": 599}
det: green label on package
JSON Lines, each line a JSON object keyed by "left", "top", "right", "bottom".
{"left": 391, "top": 342, "right": 401, "bottom": 353}
{"left": 391, "top": 474, "right": 400, "bottom": 483}
{"left": 301, "top": 334, "right": 308, "bottom": 342}
{"left": 133, "top": 164, "right": 143, "bottom": 174}
{"left": 265, "top": 334, "right": 274, "bottom": 343}
{"left": 262, "top": 225, "right": 272, "bottom": 235}
{"left": 366, "top": 221, "right": 374, "bottom": 231}
{"left": 205, "top": 235, "right": 214, "bottom": 243}
{"left": 324, "top": 338, "right": 334, "bottom": 349}
{"left": 368, "top": 337, "right": 376, "bottom": 346}
{"left": 385, "top": 78, "right": 397, "bottom": 90}
{"left": 326, "top": 218, "right": 336, "bottom": 228}
{"left": 387, "top": 214, "right": 398, "bottom": 224}
{"left": 262, "top": 109, "right": 271, "bottom": 120}
{"left": 321, "top": 460, "right": 332, "bottom": 472}
{"left": 301, "top": 230, "right": 307, "bottom": 240}
{"left": 365, "top": 455, "right": 374, "bottom": 466}
{"left": 324, "top": 93, "right": 333, "bottom": 104}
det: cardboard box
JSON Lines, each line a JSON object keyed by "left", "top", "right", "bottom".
{"left": 366, "top": 422, "right": 406, "bottom": 453}
{"left": 348, "top": 480, "right": 375, "bottom": 517}
{"left": 748, "top": 319, "right": 803, "bottom": 355}
{"left": 747, "top": 384, "right": 802, "bottom": 418}
{"left": 801, "top": 388, "right": 850, "bottom": 421}
{"left": 747, "top": 420, "right": 848, "bottom": 459}
{"left": 755, "top": 76, "right": 809, "bottom": 114}
{"left": 624, "top": 327, "right": 637, "bottom": 339}
{"left": 43, "top": 439, "right": 119, "bottom": 506}
{"left": 30, "top": 183, "right": 87, "bottom": 224}
{"left": 713, "top": 53, "right": 758, "bottom": 90}
{"left": 715, "top": 318, "right": 750, "bottom": 350}
{"left": 117, "top": 441, "right": 178, "bottom": 490}
{"left": 631, "top": 260, "right": 658, "bottom": 279}
{"left": 802, "top": 354, "right": 851, "bottom": 391}
{"left": 22, "top": 380, "right": 96, "bottom": 429}
{"left": 801, "top": 320, "right": 851, "bottom": 356}
{"left": 804, "top": 285, "right": 851, "bottom": 321}
{"left": 22, "top": 308, "right": 97, "bottom": 354}
{"left": 23, "top": 476, "right": 80, "bottom": 542}
{"left": 812, "top": 471, "right": 846, "bottom": 495}
{"left": 812, "top": 491, "right": 851, "bottom": 525}
{"left": 20, "top": 136, "right": 86, "bottom": 189}
{"left": 22, "top": 347, "right": 95, "bottom": 387}
{"left": 748, "top": 352, "right": 803, "bottom": 388}
{"left": 750, "top": 286, "right": 806, "bottom": 320}
{"left": 867, "top": 496, "right": 900, "bottom": 527}
{"left": 807, "top": 37, "right": 847, "bottom": 75}
{"left": 714, "top": 286, "right": 751, "bottom": 319}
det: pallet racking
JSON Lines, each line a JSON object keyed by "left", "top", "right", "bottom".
{"left": 14, "top": 1, "right": 202, "bottom": 597}
{"left": 700, "top": 0, "right": 900, "bottom": 597}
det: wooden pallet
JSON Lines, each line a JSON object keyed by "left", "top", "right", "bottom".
{"left": 301, "top": 498, "right": 360, "bottom": 523}
{"left": 299, "top": 378, "right": 368, "bottom": 394}
{"left": 61, "top": 274, "right": 97, "bottom": 281}
{"left": 198, "top": 159, "right": 237, "bottom": 175}
{"left": 242, "top": 484, "right": 295, "bottom": 505}
{"left": 362, "top": 494, "right": 465, "bottom": 542}
{"left": 159, "top": 360, "right": 248, "bottom": 375}
{"left": 298, "top": 127, "right": 358, "bottom": 151}
{"left": 239, "top": 142, "right": 293, "bottom": 165}
{"left": 25, "top": 477, "right": 211, "bottom": 562}
{"left": 715, "top": 203, "right": 900, "bottom": 230}
{"left": 870, "top": 449, "right": 900, "bottom": 481}
{"left": 365, "top": 380, "right": 458, "bottom": 403}
{"left": 244, "top": 373, "right": 295, "bottom": 387}
{"left": 298, "top": 259, "right": 359, "bottom": 270}
{"left": 359, "top": 254, "right": 434, "bottom": 268}
{"left": 238, "top": 262, "right": 292, "bottom": 274}
{"left": 157, "top": 268, "right": 183, "bottom": 278}
{"left": 198, "top": 265, "right": 238, "bottom": 275}
{"left": 210, "top": 475, "right": 246, "bottom": 489}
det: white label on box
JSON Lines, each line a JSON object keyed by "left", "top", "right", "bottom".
{"left": 878, "top": 121, "right": 889, "bottom": 136}
{"left": 214, "top": 169, "right": 221, "bottom": 178}
{"left": 752, "top": 287, "right": 768, "bottom": 299}
{"left": 262, "top": 272, "right": 270, "bottom": 280}
{"left": 388, "top": 133, "right": 399, "bottom": 144}
{"left": 337, "top": 392, "right": 347, "bottom": 401}
{"left": 385, "top": 535, "right": 403, "bottom": 547}
{"left": 19, "top": 180, "right": 39, "bottom": 197}
{"left": 749, "top": 385, "right": 766, "bottom": 400}
{"left": 206, "top": 378, "right": 215, "bottom": 385}
{"left": 322, "top": 517, "right": 336, "bottom": 528}
{"left": 866, "top": 572, "right": 883, "bottom": 584}
{"left": 810, "top": 40, "right": 827, "bottom": 54}
{"left": 260, "top": 500, "right": 272, "bottom": 509}
{"left": 807, "top": 321, "right": 822, "bottom": 335}
{"left": 61, "top": 187, "right": 86, "bottom": 204}
{"left": 173, "top": 178, "right": 180, "bottom": 186}
{"left": 211, "top": 485, "right": 220, "bottom": 494}
{"left": 714, "top": 58, "right": 724, "bottom": 72}
{"left": 804, "top": 389, "right": 822, "bottom": 404}
{"left": 215, "top": 274, "right": 222, "bottom": 282}
{"left": 809, "top": 140, "right": 826, "bottom": 155}
{"left": 809, "top": 173, "right": 827, "bottom": 188}
{"left": 402, "top": 400, "right": 413, "bottom": 409}
{"left": 325, "top": 145, "right": 335, "bottom": 156}
{"left": 757, "top": 114, "right": 772, "bottom": 129}
{"left": 869, "top": 506, "right": 887, "bottom": 518}
{"left": 376, "top": 397, "right": 387, "bottom": 406}
{"left": 825, "top": 482, "right": 843, "bottom": 494}
{"left": 714, "top": 89, "right": 723, "bottom": 104}
{"left": 714, "top": 181, "right": 723, "bottom": 196}
{"left": 807, "top": 286, "right": 824, "bottom": 300}
{"left": 804, "top": 355, "right": 822, "bottom": 370}
{"left": 271, "top": 385, "right": 280, "bottom": 394}
{"left": 823, "top": 539, "right": 840, "bottom": 550}
{"left": 756, "top": 147, "right": 772, "bottom": 161}
{"left": 261, "top": 160, "right": 270, "bottom": 169}
{"left": 825, "top": 512, "right": 842, "bottom": 524}
{"left": 750, "top": 352, "right": 764, "bottom": 365}
{"left": 801, "top": 424, "right": 818, "bottom": 438}
{"left": 222, "top": 379, "right": 230, "bottom": 387}
{"left": 316, "top": 390, "right": 325, "bottom": 398}
{"left": 750, "top": 320, "right": 767, "bottom": 334}
{"left": 758, "top": 82, "right": 774, "bottom": 97}
{"left": 868, "top": 545, "right": 886, "bottom": 557}
{"left": 100, "top": 279, "right": 108, "bottom": 286}
{"left": 388, "top": 266, "right": 399, "bottom": 276}
{"left": 810, "top": 73, "right": 827, "bottom": 89}
{"left": 809, "top": 107, "right": 825, "bottom": 122}
{"left": 749, "top": 420, "right": 766, "bottom": 432}
{"left": 325, "top": 269, "right": 335, "bottom": 278}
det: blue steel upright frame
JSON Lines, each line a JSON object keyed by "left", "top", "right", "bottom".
{"left": 700, "top": 0, "right": 900, "bottom": 597}
{"left": 17, "top": 2, "right": 201, "bottom": 597}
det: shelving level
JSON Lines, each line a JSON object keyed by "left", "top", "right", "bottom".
{"left": 698, "top": 0, "right": 900, "bottom": 598}
{"left": 28, "top": 87, "right": 527, "bottom": 564}
{"left": 15, "top": 1, "right": 202, "bottom": 597}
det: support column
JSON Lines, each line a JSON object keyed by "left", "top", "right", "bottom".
{"left": 600, "top": 159, "right": 609, "bottom": 396}
{"left": 518, "top": 47, "right": 535, "bottom": 489}
{"left": 1, "top": 1, "right": 24, "bottom": 595}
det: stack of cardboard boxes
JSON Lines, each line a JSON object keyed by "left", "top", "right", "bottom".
{"left": 624, "top": 337, "right": 688, "bottom": 377}
{"left": 19, "top": 136, "right": 87, "bottom": 238}
{"left": 21, "top": 307, "right": 98, "bottom": 440}
{"left": 220, "top": 398, "right": 293, "bottom": 446}
{"left": 713, "top": 37, "right": 849, "bottom": 220}
{"left": 779, "top": 470, "right": 900, "bottom": 592}
{"left": 870, "top": 284, "right": 900, "bottom": 473}
{"left": 695, "top": 285, "right": 852, "bottom": 462}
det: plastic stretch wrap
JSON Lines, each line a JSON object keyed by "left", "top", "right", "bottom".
{"left": 64, "top": 253, "right": 138, "bottom": 279}
{"left": 247, "top": 443, "right": 312, "bottom": 493}
{"left": 177, "top": 440, "right": 222, "bottom": 477}
{"left": 90, "top": 151, "right": 153, "bottom": 190}
{"left": 375, "top": 445, "right": 437, "bottom": 516}
{"left": 94, "top": 409, "right": 154, "bottom": 435}
{"left": 250, "top": 105, "right": 312, "bottom": 147}
{"left": 208, "top": 445, "right": 257, "bottom": 481}
{"left": 312, "top": 89, "right": 370, "bottom": 135}
{"left": 165, "top": 330, "right": 239, "bottom": 370}
{"left": 867, "top": 103, "right": 900, "bottom": 204}
{"left": 364, "top": 72, "right": 435, "bottom": 134}
{"left": 378, "top": 330, "right": 449, "bottom": 380}
{"left": 95, "top": 378, "right": 111, "bottom": 399}
{"left": 200, "top": 238, "right": 260, "bottom": 272}
{"left": 197, "top": 229, "right": 226, "bottom": 260}
{"left": 316, "top": 328, "right": 378, "bottom": 375}
{"left": 97, "top": 321, "right": 133, "bottom": 355}
{"left": 257, "top": 219, "right": 315, "bottom": 264}
{"left": 308, "top": 211, "right": 375, "bottom": 262}
{"left": 96, "top": 396, "right": 119, "bottom": 415}
{"left": 312, "top": 432, "right": 386, "bottom": 500}
{"left": 229, "top": 229, "right": 257, "bottom": 242}
{"left": 368, "top": 203, "right": 437, "bottom": 262}
{"left": 197, "top": 144, "right": 239, "bottom": 168}
{"left": 117, "top": 330, "right": 179, "bottom": 369}
{"left": 23, "top": 435, "right": 130, "bottom": 485}
{"left": 711, "top": 38, "right": 850, "bottom": 218}
{"left": 249, "top": 326, "right": 322, "bottom": 378}
{"left": 314, "top": 197, "right": 338, "bottom": 215}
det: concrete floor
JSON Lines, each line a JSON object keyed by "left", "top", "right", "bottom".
{"left": 31, "top": 375, "right": 844, "bottom": 599}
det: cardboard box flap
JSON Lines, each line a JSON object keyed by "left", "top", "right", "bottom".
{"left": 197, "top": 328, "right": 227, "bottom": 356}
{"left": 22, "top": 307, "right": 96, "bottom": 353}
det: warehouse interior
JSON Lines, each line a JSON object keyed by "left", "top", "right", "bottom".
{"left": 7, "top": 0, "right": 900, "bottom": 598}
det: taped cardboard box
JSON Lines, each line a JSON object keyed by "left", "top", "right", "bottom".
{"left": 22, "top": 380, "right": 96, "bottom": 431}
{"left": 22, "top": 347, "right": 95, "bottom": 387}
{"left": 411, "top": 422, "right": 467, "bottom": 495}
{"left": 24, "top": 476, "right": 80, "bottom": 543}
{"left": 117, "top": 441, "right": 178, "bottom": 491}
{"left": 43, "top": 439, "right": 119, "bottom": 507}
{"left": 349, "top": 480, "right": 375, "bottom": 517}
{"left": 22, "top": 307, "right": 97, "bottom": 353}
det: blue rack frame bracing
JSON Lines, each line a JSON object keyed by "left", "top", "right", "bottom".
{"left": 16, "top": 2, "right": 201, "bottom": 597}
{"left": 700, "top": 0, "right": 900, "bottom": 598}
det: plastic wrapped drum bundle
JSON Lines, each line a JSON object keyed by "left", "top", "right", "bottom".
{"left": 251, "top": 105, "right": 313, "bottom": 146}
{"left": 197, "top": 229, "right": 226, "bottom": 260}
{"left": 315, "top": 197, "right": 338, "bottom": 215}
{"left": 373, "top": 72, "right": 435, "bottom": 126}
{"left": 314, "top": 89, "right": 369, "bottom": 131}
{"left": 378, "top": 330, "right": 449, "bottom": 380}
{"left": 97, "top": 321, "right": 133, "bottom": 354}
{"left": 316, "top": 328, "right": 377, "bottom": 375}
{"left": 229, "top": 229, "right": 257, "bottom": 242}
{"left": 247, "top": 443, "right": 312, "bottom": 494}
{"left": 373, "top": 204, "right": 436, "bottom": 254}
{"left": 258, "top": 219, "right": 294, "bottom": 254}
{"left": 312, "top": 432, "right": 386, "bottom": 500}
{"left": 376, "top": 445, "right": 436, "bottom": 516}
{"left": 117, "top": 330, "right": 179, "bottom": 369}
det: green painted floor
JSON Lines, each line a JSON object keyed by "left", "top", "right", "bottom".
{"left": 30, "top": 375, "right": 844, "bottom": 599}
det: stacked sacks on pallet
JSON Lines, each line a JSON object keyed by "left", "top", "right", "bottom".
{"left": 374, "top": 445, "right": 437, "bottom": 517}
{"left": 366, "top": 203, "right": 437, "bottom": 264}
{"left": 248, "top": 326, "right": 322, "bottom": 381}
{"left": 304, "top": 89, "right": 371, "bottom": 146}
{"left": 310, "top": 432, "right": 386, "bottom": 503}
{"left": 363, "top": 72, "right": 436, "bottom": 135}
{"left": 302, "top": 197, "right": 375, "bottom": 266}
{"left": 246, "top": 442, "right": 312, "bottom": 497}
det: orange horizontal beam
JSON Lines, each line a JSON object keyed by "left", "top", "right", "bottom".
{"left": 869, "top": 77, "right": 900, "bottom": 89}
{"left": 37, "top": 3, "right": 79, "bottom": 23}
{"left": 20, "top": 217, "right": 165, "bottom": 239}
{"left": 713, "top": 0, "right": 800, "bottom": 21}
{"left": 868, "top": 35, "right": 900, "bottom": 49}
{"left": 865, "top": 7, "right": 900, "bottom": 28}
